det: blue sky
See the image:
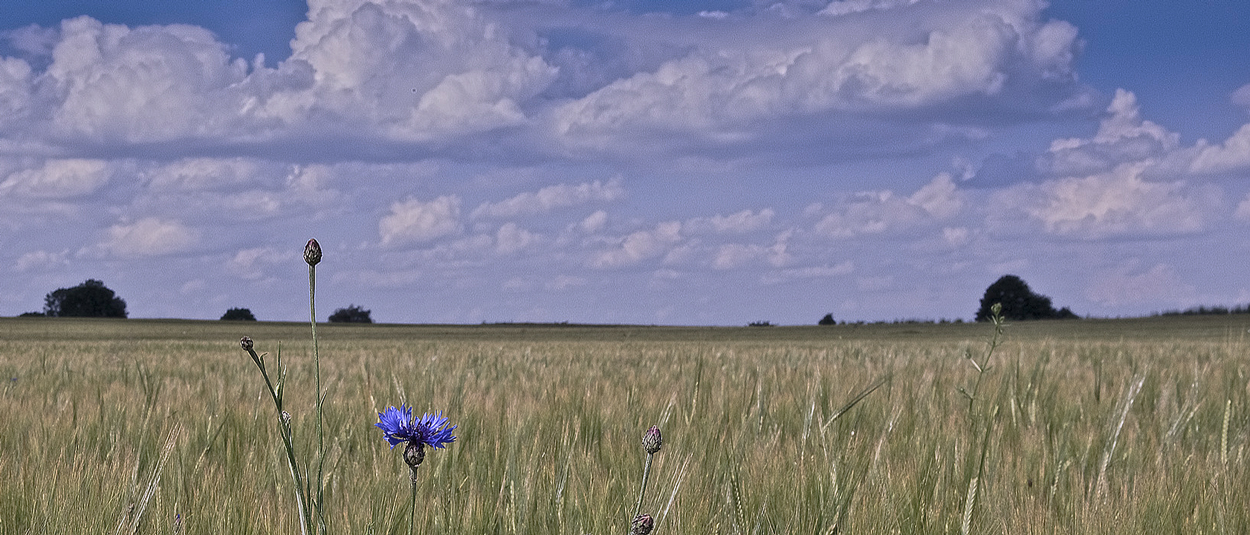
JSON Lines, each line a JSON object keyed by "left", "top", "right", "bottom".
{"left": 2, "top": 0, "right": 1249, "bottom": 325}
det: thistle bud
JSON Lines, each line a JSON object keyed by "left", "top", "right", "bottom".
{"left": 631, "top": 514, "right": 654, "bottom": 535}
{"left": 240, "top": 336, "right": 254, "bottom": 351}
{"left": 642, "top": 425, "right": 662, "bottom": 455}
{"left": 304, "top": 238, "right": 322, "bottom": 266}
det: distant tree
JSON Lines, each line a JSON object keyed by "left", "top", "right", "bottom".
{"left": 43, "top": 279, "right": 128, "bottom": 318}
{"left": 976, "top": 275, "right": 1077, "bottom": 322}
{"left": 818, "top": 313, "right": 836, "bottom": 326}
{"left": 18, "top": 311, "right": 46, "bottom": 317}
{"left": 328, "top": 305, "right": 373, "bottom": 323}
{"left": 221, "top": 307, "right": 257, "bottom": 321}
{"left": 748, "top": 320, "right": 774, "bottom": 327}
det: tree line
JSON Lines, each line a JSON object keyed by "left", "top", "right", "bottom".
{"left": 817, "top": 274, "right": 1079, "bottom": 325}
{"left": 21, "top": 276, "right": 1248, "bottom": 326}
{"left": 23, "top": 279, "right": 372, "bottom": 323}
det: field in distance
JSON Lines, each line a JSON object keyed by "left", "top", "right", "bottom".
{"left": 1, "top": 314, "right": 1248, "bottom": 533}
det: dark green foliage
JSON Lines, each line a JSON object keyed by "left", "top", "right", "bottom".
{"left": 819, "top": 313, "right": 836, "bottom": 326}
{"left": 1156, "top": 304, "right": 1250, "bottom": 316}
{"left": 975, "top": 275, "right": 1078, "bottom": 322}
{"left": 18, "top": 311, "right": 45, "bottom": 317}
{"left": 328, "top": 305, "right": 373, "bottom": 323}
{"left": 220, "top": 308, "right": 257, "bottom": 321}
{"left": 43, "top": 279, "right": 128, "bottom": 318}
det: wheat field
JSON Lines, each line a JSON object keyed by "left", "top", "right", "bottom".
{"left": 1, "top": 315, "right": 1248, "bottom": 534}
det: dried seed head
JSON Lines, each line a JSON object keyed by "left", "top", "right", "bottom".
{"left": 240, "top": 336, "right": 254, "bottom": 351}
{"left": 304, "top": 238, "right": 322, "bottom": 266}
{"left": 404, "top": 441, "right": 425, "bottom": 469}
{"left": 642, "top": 425, "right": 662, "bottom": 454}
{"left": 631, "top": 514, "right": 654, "bottom": 535}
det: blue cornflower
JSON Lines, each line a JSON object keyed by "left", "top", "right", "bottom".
{"left": 376, "top": 404, "right": 457, "bottom": 450}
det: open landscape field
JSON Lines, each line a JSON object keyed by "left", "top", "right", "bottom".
{"left": 2, "top": 315, "right": 1249, "bottom": 534}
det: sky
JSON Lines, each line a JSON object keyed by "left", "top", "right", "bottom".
{"left": 2, "top": 0, "right": 1249, "bottom": 325}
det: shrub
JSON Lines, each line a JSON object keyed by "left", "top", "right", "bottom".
{"left": 328, "top": 305, "right": 373, "bottom": 323}
{"left": 221, "top": 308, "right": 257, "bottom": 321}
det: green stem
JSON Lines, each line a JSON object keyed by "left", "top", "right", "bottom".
{"left": 409, "top": 473, "right": 418, "bottom": 535}
{"left": 309, "top": 263, "right": 327, "bottom": 533}
{"left": 281, "top": 425, "right": 311, "bottom": 535}
{"left": 631, "top": 452, "right": 654, "bottom": 529}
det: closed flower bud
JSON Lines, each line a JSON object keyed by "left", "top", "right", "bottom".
{"left": 240, "top": 336, "right": 254, "bottom": 351}
{"left": 631, "top": 514, "right": 654, "bottom": 535}
{"left": 304, "top": 238, "right": 322, "bottom": 266}
{"left": 642, "top": 425, "right": 662, "bottom": 454}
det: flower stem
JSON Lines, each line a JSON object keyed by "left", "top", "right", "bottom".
{"left": 309, "top": 262, "right": 327, "bottom": 533}
{"left": 409, "top": 473, "right": 418, "bottom": 535}
{"left": 632, "top": 452, "right": 654, "bottom": 529}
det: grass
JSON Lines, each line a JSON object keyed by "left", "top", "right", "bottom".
{"left": 1, "top": 315, "right": 1249, "bottom": 533}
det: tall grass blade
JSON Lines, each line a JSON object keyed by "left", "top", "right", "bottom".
{"left": 821, "top": 375, "right": 889, "bottom": 432}
{"left": 125, "top": 424, "right": 180, "bottom": 535}
{"left": 1096, "top": 374, "right": 1144, "bottom": 500}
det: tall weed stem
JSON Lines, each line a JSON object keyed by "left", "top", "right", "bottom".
{"left": 305, "top": 238, "right": 328, "bottom": 533}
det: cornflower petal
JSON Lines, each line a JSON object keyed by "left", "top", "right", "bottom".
{"left": 376, "top": 404, "right": 457, "bottom": 450}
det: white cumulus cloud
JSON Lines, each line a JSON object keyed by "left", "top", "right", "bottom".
{"left": 553, "top": 0, "right": 1081, "bottom": 147}
{"left": 471, "top": 178, "right": 625, "bottom": 219}
{"left": 814, "top": 173, "right": 962, "bottom": 238}
{"left": 14, "top": 249, "right": 69, "bottom": 272}
{"left": 227, "top": 247, "right": 290, "bottom": 280}
{"left": 591, "top": 221, "right": 682, "bottom": 268}
{"left": 379, "top": 195, "right": 463, "bottom": 246}
{"left": 1189, "top": 123, "right": 1250, "bottom": 175}
{"left": 686, "top": 208, "right": 775, "bottom": 234}
{"left": 1235, "top": 193, "right": 1250, "bottom": 222}
{"left": 578, "top": 210, "right": 608, "bottom": 234}
{"left": 1041, "top": 89, "right": 1179, "bottom": 177}
{"left": 288, "top": 0, "right": 556, "bottom": 140}
{"left": 495, "top": 222, "right": 539, "bottom": 254}
{"left": 100, "top": 217, "right": 198, "bottom": 257}
{"left": 991, "top": 163, "right": 1217, "bottom": 238}
{"left": 43, "top": 17, "right": 252, "bottom": 142}
{"left": 0, "top": 159, "right": 112, "bottom": 198}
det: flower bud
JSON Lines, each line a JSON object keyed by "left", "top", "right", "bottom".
{"left": 304, "top": 238, "right": 322, "bottom": 266}
{"left": 631, "top": 514, "right": 654, "bottom": 535}
{"left": 404, "top": 441, "right": 425, "bottom": 469}
{"left": 642, "top": 425, "right": 662, "bottom": 455}
{"left": 240, "top": 336, "right": 254, "bottom": 351}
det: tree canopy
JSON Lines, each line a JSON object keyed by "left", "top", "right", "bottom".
{"left": 221, "top": 308, "right": 257, "bottom": 321}
{"left": 328, "top": 305, "right": 373, "bottom": 323}
{"left": 44, "top": 279, "right": 128, "bottom": 318}
{"left": 976, "top": 275, "right": 1077, "bottom": 322}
